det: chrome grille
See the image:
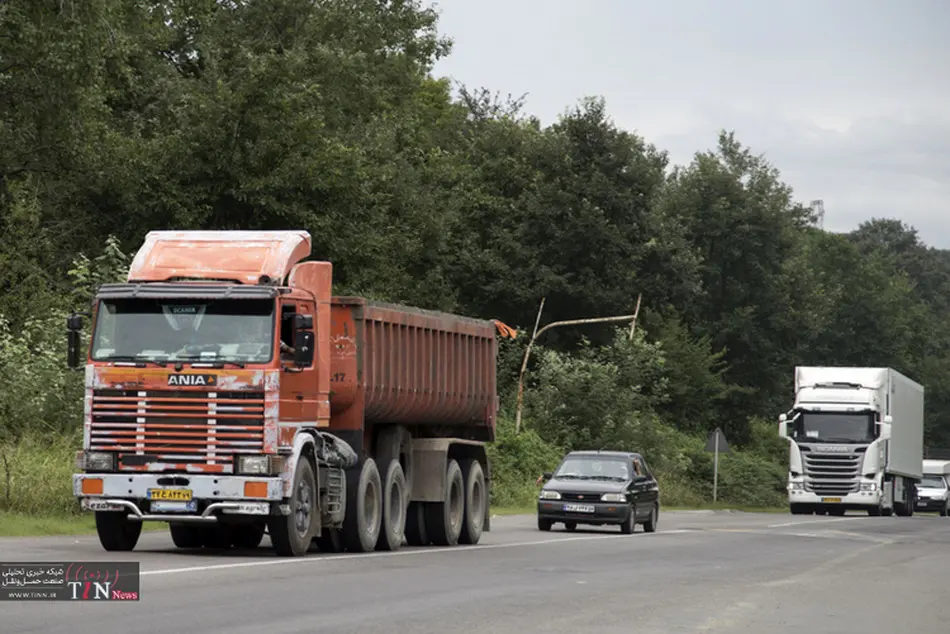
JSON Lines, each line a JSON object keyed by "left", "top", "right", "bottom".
{"left": 90, "top": 389, "right": 265, "bottom": 470}
{"left": 802, "top": 448, "right": 863, "bottom": 496}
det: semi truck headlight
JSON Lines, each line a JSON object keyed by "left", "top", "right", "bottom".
{"left": 860, "top": 482, "right": 877, "bottom": 492}
{"left": 601, "top": 493, "right": 626, "bottom": 502}
{"left": 539, "top": 490, "right": 561, "bottom": 500}
{"left": 76, "top": 451, "right": 116, "bottom": 472}
{"left": 788, "top": 482, "right": 804, "bottom": 491}
{"left": 235, "top": 455, "right": 283, "bottom": 475}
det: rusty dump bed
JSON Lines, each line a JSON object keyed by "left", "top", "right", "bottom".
{"left": 328, "top": 298, "right": 499, "bottom": 436}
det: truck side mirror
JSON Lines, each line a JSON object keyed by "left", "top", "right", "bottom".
{"left": 66, "top": 313, "right": 85, "bottom": 370}
{"left": 778, "top": 413, "right": 788, "bottom": 437}
{"left": 293, "top": 331, "right": 314, "bottom": 367}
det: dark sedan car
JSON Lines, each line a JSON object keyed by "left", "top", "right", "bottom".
{"left": 536, "top": 450, "right": 660, "bottom": 534}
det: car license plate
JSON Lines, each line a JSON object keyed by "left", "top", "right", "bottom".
{"left": 151, "top": 501, "right": 197, "bottom": 513}
{"left": 821, "top": 497, "right": 841, "bottom": 503}
{"left": 563, "top": 503, "right": 595, "bottom": 513}
{"left": 148, "top": 488, "right": 193, "bottom": 501}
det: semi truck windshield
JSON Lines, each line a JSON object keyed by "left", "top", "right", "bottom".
{"left": 795, "top": 412, "right": 875, "bottom": 443}
{"left": 90, "top": 297, "right": 276, "bottom": 364}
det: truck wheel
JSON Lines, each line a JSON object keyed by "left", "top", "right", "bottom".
{"left": 459, "top": 459, "right": 486, "bottom": 545}
{"left": 169, "top": 523, "right": 205, "bottom": 548}
{"left": 269, "top": 457, "right": 318, "bottom": 557}
{"left": 343, "top": 457, "right": 383, "bottom": 553}
{"left": 95, "top": 511, "right": 142, "bottom": 552}
{"left": 376, "top": 426, "right": 413, "bottom": 500}
{"left": 232, "top": 522, "right": 266, "bottom": 549}
{"left": 405, "top": 501, "right": 430, "bottom": 546}
{"left": 376, "top": 460, "right": 407, "bottom": 551}
{"left": 426, "top": 458, "right": 465, "bottom": 546}
{"left": 202, "top": 524, "right": 235, "bottom": 549}
{"left": 790, "top": 504, "right": 809, "bottom": 515}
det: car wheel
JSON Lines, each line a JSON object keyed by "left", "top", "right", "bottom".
{"left": 643, "top": 503, "right": 658, "bottom": 533}
{"left": 538, "top": 517, "right": 553, "bottom": 531}
{"left": 620, "top": 507, "right": 636, "bottom": 534}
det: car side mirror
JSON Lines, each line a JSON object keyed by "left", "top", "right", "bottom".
{"left": 632, "top": 475, "right": 649, "bottom": 484}
{"left": 542, "top": 472, "right": 553, "bottom": 481}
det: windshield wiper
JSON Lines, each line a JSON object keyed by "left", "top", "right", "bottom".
{"left": 105, "top": 355, "right": 168, "bottom": 368}
{"left": 175, "top": 355, "right": 246, "bottom": 369}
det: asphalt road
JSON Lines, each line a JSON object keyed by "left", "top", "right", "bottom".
{"left": 3, "top": 510, "right": 950, "bottom": 634}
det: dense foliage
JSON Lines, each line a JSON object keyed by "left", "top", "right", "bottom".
{"left": 2, "top": 1, "right": 948, "bottom": 513}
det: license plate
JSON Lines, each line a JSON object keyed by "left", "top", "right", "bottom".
{"left": 821, "top": 497, "right": 842, "bottom": 503}
{"left": 148, "top": 488, "right": 192, "bottom": 501}
{"left": 150, "top": 501, "right": 197, "bottom": 513}
{"left": 563, "top": 503, "right": 595, "bottom": 513}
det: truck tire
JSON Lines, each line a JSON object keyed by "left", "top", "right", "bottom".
{"left": 376, "top": 460, "right": 407, "bottom": 551}
{"left": 459, "top": 459, "right": 486, "bottom": 545}
{"left": 95, "top": 511, "right": 142, "bottom": 552}
{"left": 343, "top": 457, "right": 383, "bottom": 553}
{"left": 405, "top": 501, "right": 430, "bottom": 546}
{"left": 269, "top": 457, "right": 318, "bottom": 557}
{"left": 376, "top": 426, "right": 413, "bottom": 501}
{"left": 169, "top": 523, "right": 205, "bottom": 548}
{"left": 426, "top": 458, "right": 465, "bottom": 546}
{"left": 314, "top": 527, "right": 345, "bottom": 552}
{"left": 790, "top": 504, "right": 810, "bottom": 515}
{"left": 232, "top": 522, "right": 266, "bottom": 549}
{"left": 202, "top": 524, "right": 234, "bottom": 549}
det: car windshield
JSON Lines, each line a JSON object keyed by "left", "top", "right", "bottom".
{"left": 554, "top": 456, "right": 630, "bottom": 480}
{"left": 919, "top": 475, "right": 947, "bottom": 489}
{"left": 90, "top": 297, "right": 276, "bottom": 364}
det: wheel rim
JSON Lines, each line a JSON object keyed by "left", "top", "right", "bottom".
{"left": 449, "top": 475, "right": 464, "bottom": 531}
{"left": 295, "top": 477, "right": 313, "bottom": 537}
{"left": 363, "top": 477, "right": 380, "bottom": 533}
{"left": 470, "top": 476, "right": 484, "bottom": 530}
{"left": 388, "top": 475, "right": 404, "bottom": 532}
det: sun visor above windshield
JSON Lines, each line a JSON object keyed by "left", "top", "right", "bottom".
{"left": 127, "top": 230, "right": 312, "bottom": 285}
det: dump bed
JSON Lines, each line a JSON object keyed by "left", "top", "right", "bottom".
{"left": 328, "top": 298, "right": 499, "bottom": 439}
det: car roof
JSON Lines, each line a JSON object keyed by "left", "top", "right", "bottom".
{"left": 564, "top": 450, "right": 641, "bottom": 459}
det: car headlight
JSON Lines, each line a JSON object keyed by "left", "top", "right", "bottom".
{"left": 859, "top": 482, "right": 877, "bottom": 492}
{"left": 539, "top": 490, "right": 561, "bottom": 500}
{"left": 76, "top": 451, "right": 116, "bottom": 472}
{"left": 601, "top": 493, "right": 626, "bottom": 503}
{"left": 235, "top": 455, "right": 284, "bottom": 475}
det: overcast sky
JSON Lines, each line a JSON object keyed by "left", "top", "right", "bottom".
{"left": 429, "top": 0, "right": 950, "bottom": 248}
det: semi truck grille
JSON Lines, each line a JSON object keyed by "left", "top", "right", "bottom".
{"left": 89, "top": 389, "right": 265, "bottom": 470}
{"left": 802, "top": 450, "right": 862, "bottom": 496}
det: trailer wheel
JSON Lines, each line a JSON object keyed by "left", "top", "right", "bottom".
{"left": 343, "top": 458, "right": 383, "bottom": 553}
{"left": 376, "top": 426, "right": 413, "bottom": 501}
{"left": 426, "top": 458, "right": 465, "bottom": 546}
{"left": 459, "top": 459, "right": 486, "bottom": 545}
{"left": 269, "top": 457, "right": 318, "bottom": 557}
{"left": 169, "top": 523, "right": 205, "bottom": 548}
{"left": 376, "top": 460, "right": 407, "bottom": 551}
{"left": 95, "top": 511, "right": 142, "bottom": 552}
{"left": 314, "top": 527, "right": 345, "bottom": 553}
{"left": 405, "top": 501, "right": 430, "bottom": 546}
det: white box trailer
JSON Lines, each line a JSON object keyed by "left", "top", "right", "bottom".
{"left": 781, "top": 366, "right": 925, "bottom": 516}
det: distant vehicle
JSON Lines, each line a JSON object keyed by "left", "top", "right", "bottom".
{"left": 915, "top": 459, "right": 950, "bottom": 516}
{"left": 536, "top": 450, "right": 660, "bottom": 534}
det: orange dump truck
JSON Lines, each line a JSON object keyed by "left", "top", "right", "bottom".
{"left": 69, "top": 230, "right": 513, "bottom": 556}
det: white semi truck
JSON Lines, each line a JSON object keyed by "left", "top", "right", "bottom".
{"left": 778, "top": 366, "right": 924, "bottom": 517}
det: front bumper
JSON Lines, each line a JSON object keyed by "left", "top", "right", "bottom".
{"left": 537, "top": 500, "right": 632, "bottom": 524}
{"left": 915, "top": 497, "right": 948, "bottom": 512}
{"left": 73, "top": 472, "right": 284, "bottom": 523}
{"left": 787, "top": 490, "right": 881, "bottom": 509}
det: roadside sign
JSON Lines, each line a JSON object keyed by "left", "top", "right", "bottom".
{"left": 705, "top": 427, "right": 729, "bottom": 502}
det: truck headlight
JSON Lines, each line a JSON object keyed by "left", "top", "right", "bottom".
{"left": 235, "top": 455, "right": 283, "bottom": 475}
{"left": 601, "top": 493, "right": 626, "bottom": 503}
{"left": 788, "top": 481, "right": 804, "bottom": 491}
{"left": 539, "top": 490, "right": 561, "bottom": 500}
{"left": 860, "top": 482, "right": 877, "bottom": 492}
{"left": 76, "top": 451, "right": 116, "bottom": 472}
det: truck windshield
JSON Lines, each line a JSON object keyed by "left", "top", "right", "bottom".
{"left": 90, "top": 297, "right": 276, "bottom": 364}
{"left": 919, "top": 475, "right": 948, "bottom": 489}
{"left": 554, "top": 456, "right": 630, "bottom": 481}
{"left": 795, "top": 412, "right": 875, "bottom": 443}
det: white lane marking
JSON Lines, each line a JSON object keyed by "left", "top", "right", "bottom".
{"left": 767, "top": 517, "right": 867, "bottom": 528}
{"left": 141, "top": 530, "right": 689, "bottom": 577}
